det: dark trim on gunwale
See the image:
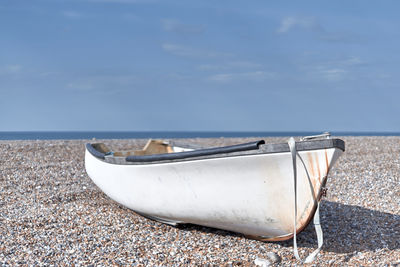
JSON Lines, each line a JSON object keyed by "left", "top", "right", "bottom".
{"left": 86, "top": 139, "right": 345, "bottom": 164}
{"left": 126, "top": 140, "right": 265, "bottom": 162}
{"left": 86, "top": 143, "right": 106, "bottom": 159}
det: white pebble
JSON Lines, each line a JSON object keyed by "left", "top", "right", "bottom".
{"left": 254, "top": 257, "right": 271, "bottom": 267}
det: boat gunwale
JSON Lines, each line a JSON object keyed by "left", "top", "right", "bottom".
{"left": 86, "top": 138, "right": 345, "bottom": 165}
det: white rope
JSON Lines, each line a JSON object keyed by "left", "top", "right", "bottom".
{"left": 288, "top": 137, "right": 324, "bottom": 263}
{"left": 305, "top": 202, "right": 323, "bottom": 263}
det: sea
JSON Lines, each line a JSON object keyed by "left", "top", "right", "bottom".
{"left": 0, "top": 131, "right": 399, "bottom": 140}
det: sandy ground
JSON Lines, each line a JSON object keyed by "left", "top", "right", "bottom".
{"left": 0, "top": 137, "right": 399, "bottom": 266}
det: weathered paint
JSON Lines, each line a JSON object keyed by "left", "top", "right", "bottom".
{"left": 307, "top": 153, "right": 316, "bottom": 178}
{"left": 325, "top": 149, "right": 330, "bottom": 174}
{"left": 85, "top": 143, "right": 343, "bottom": 241}
{"left": 255, "top": 148, "right": 337, "bottom": 241}
{"left": 316, "top": 153, "right": 321, "bottom": 181}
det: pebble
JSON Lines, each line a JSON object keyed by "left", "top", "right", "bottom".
{"left": 266, "top": 252, "right": 281, "bottom": 263}
{"left": 0, "top": 137, "right": 399, "bottom": 265}
{"left": 254, "top": 257, "right": 271, "bottom": 267}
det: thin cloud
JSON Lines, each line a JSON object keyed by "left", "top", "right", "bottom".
{"left": 6, "top": 65, "right": 22, "bottom": 73}
{"left": 277, "top": 17, "right": 321, "bottom": 33}
{"left": 313, "top": 56, "right": 366, "bottom": 70}
{"left": 305, "top": 64, "right": 347, "bottom": 82}
{"left": 208, "top": 73, "right": 234, "bottom": 83}
{"left": 67, "top": 81, "right": 95, "bottom": 91}
{"left": 63, "top": 11, "right": 83, "bottom": 19}
{"left": 208, "top": 71, "right": 276, "bottom": 83}
{"left": 241, "top": 71, "right": 276, "bottom": 80}
{"left": 162, "top": 19, "right": 204, "bottom": 34}
{"left": 278, "top": 16, "right": 361, "bottom": 43}
{"left": 165, "top": 73, "right": 192, "bottom": 81}
{"left": 340, "top": 56, "right": 366, "bottom": 66}
{"left": 162, "top": 43, "right": 196, "bottom": 57}
{"left": 162, "top": 43, "right": 232, "bottom": 59}
{"left": 67, "top": 74, "right": 137, "bottom": 94}
{"left": 198, "top": 61, "right": 262, "bottom": 71}
{"left": 318, "top": 68, "right": 347, "bottom": 81}
{"left": 40, "top": 71, "right": 62, "bottom": 77}
{"left": 319, "top": 32, "right": 363, "bottom": 43}
{"left": 0, "top": 65, "right": 22, "bottom": 75}
{"left": 299, "top": 55, "right": 365, "bottom": 83}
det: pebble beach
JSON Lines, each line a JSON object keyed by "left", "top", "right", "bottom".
{"left": 1, "top": 137, "right": 399, "bottom": 266}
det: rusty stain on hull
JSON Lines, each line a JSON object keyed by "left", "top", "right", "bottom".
{"left": 307, "top": 153, "right": 315, "bottom": 178}
{"left": 316, "top": 154, "right": 321, "bottom": 182}
{"left": 325, "top": 149, "right": 330, "bottom": 174}
{"left": 255, "top": 151, "right": 327, "bottom": 242}
{"left": 250, "top": 148, "right": 339, "bottom": 242}
{"left": 307, "top": 152, "right": 323, "bottom": 182}
{"left": 307, "top": 154, "right": 320, "bottom": 200}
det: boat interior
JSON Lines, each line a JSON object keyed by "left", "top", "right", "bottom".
{"left": 87, "top": 139, "right": 266, "bottom": 163}
{"left": 91, "top": 140, "right": 179, "bottom": 157}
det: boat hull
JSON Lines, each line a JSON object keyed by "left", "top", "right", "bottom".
{"left": 85, "top": 144, "right": 343, "bottom": 240}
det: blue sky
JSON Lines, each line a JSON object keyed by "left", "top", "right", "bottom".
{"left": 1, "top": 0, "right": 399, "bottom": 132}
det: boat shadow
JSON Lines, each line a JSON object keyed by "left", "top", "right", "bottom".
{"left": 175, "top": 200, "right": 400, "bottom": 254}
{"left": 281, "top": 200, "right": 400, "bottom": 253}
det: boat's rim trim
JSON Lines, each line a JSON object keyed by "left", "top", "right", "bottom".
{"left": 86, "top": 143, "right": 108, "bottom": 159}
{"left": 86, "top": 138, "right": 345, "bottom": 164}
{"left": 126, "top": 140, "right": 265, "bottom": 162}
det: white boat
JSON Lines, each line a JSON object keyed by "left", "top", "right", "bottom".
{"left": 85, "top": 134, "right": 344, "bottom": 242}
